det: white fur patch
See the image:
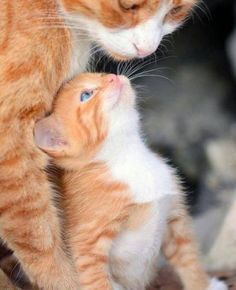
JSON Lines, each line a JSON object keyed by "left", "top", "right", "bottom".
{"left": 96, "top": 102, "right": 179, "bottom": 203}
{"left": 91, "top": 2, "right": 178, "bottom": 59}
{"left": 68, "top": 29, "right": 90, "bottom": 79}
{"left": 110, "top": 198, "right": 172, "bottom": 289}
{"left": 207, "top": 278, "right": 228, "bottom": 290}
{"left": 60, "top": 7, "right": 90, "bottom": 78}
{"left": 70, "top": 1, "right": 179, "bottom": 59}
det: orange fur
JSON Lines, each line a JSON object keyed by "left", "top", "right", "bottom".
{"left": 166, "top": 0, "right": 196, "bottom": 23}
{"left": 0, "top": 1, "right": 78, "bottom": 289}
{"left": 0, "top": 0, "right": 197, "bottom": 288}
{"left": 162, "top": 195, "right": 210, "bottom": 290}
{"left": 62, "top": 163, "right": 132, "bottom": 290}
{"left": 35, "top": 73, "right": 213, "bottom": 290}
{"left": 62, "top": 0, "right": 196, "bottom": 28}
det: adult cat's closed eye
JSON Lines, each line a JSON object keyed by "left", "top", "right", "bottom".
{"left": 61, "top": 0, "right": 197, "bottom": 60}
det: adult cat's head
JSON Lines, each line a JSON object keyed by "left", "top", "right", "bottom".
{"left": 61, "top": 0, "right": 197, "bottom": 60}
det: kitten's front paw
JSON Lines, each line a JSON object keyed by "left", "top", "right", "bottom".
{"left": 207, "top": 278, "right": 228, "bottom": 290}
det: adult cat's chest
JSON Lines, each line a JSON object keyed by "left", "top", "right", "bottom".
{"left": 68, "top": 30, "right": 90, "bottom": 79}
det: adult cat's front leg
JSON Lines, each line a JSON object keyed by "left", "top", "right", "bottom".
{"left": 0, "top": 0, "right": 81, "bottom": 286}
{"left": 0, "top": 121, "right": 79, "bottom": 289}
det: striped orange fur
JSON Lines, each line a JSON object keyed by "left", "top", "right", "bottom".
{"left": 34, "top": 73, "right": 226, "bottom": 290}
{"left": 0, "top": 0, "right": 197, "bottom": 288}
{"left": 0, "top": 1, "right": 80, "bottom": 289}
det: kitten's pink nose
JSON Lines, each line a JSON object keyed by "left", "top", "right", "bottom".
{"left": 107, "top": 74, "right": 118, "bottom": 83}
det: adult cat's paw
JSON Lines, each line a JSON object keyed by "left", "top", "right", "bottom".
{"left": 207, "top": 278, "right": 228, "bottom": 290}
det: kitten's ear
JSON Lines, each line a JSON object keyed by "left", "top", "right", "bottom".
{"left": 34, "top": 115, "right": 67, "bottom": 157}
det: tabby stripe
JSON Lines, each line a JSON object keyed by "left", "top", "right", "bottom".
{"left": 0, "top": 1, "right": 13, "bottom": 52}
{"left": 77, "top": 108, "right": 91, "bottom": 142}
{"left": 9, "top": 203, "right": 48, "bottom": 220}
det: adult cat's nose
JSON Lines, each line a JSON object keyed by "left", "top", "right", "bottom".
{"left": 133, "top": 43, "right": 153, "bottom": 58}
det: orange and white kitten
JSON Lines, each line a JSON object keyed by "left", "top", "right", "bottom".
{"left": 34, "top": 73, "right": 227, "bottom": 290}
{"left": 0, "top": 0, "right": 197, "bottom": 288}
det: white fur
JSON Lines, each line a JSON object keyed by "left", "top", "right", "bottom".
{"left": 94, "top": 81, "right": 180, "bottom": 289}
{"left": 67, "top": 29, "right": 90, "bottom": 79}
{"left": 84, "top": 1, "right": 178, "bottom": 59}
{"left": 97, "top": 128, "right": 178, "bottom": 203}
{"left": 96, "top": 83, "right": 179, "bottom": 203}
{"left": 61, "top": 1, "right": 180, "bottom": 60}
{"left": 59, "top": 7, "right": 90, "bottom": 78}
{"left": 207, "top": 278, "right": 228, "bottom": 290}
{"left": 110, "top": 198, "right": 173, "bottom": 289}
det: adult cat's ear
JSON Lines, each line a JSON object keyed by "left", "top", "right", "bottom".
{"left": 34, "top": 115, "right": 67, "bottom": 157}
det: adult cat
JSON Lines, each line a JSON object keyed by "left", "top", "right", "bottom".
{"left": 0, "top": 0, "right": 196, "bottom": 289}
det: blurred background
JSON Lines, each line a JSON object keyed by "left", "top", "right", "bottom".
{"left": 95, "top": 0, "right": 236, "bottom": 271}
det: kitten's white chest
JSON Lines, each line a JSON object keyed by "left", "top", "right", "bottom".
{"left": 110, "top": 197, "right": 173, "bottom": 289}
{"left": 98, "top": 135, "right": 179, "bottom": 204}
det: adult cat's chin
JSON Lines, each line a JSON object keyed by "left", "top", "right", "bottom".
{"left": 105, "top": 47, "right": 150, "bottom": 61}
{"left": 103, "top": 48, "right": 135, "bottom": 61}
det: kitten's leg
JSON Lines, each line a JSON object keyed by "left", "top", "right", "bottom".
{"left": 69, "top": 217, "right": 125, "bottom": 290}
{"left": 0, "top": 128, "right": 78, "bottom": 289}
{"left": 161, "top": 196, "right": 227, "bottom": 290}
{"left": 64, "top": 191, "right": 130, "bottom": 290}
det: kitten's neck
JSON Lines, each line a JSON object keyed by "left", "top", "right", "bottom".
{"left": 94, "top": 125, "right": 178, "bottom": 204}
{"left": 95, "top": 129, "right": 145, "bottom": 165}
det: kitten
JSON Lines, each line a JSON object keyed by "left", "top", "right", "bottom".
{"left": 0, "top": 0, "right": 198, "bottom": 287}
{"left": 34, "top": 73, "right": 227, "bottom": 290}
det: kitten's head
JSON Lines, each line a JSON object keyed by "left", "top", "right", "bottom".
{"left": 61, "top": 0, "right": 197, "bottom": 60}
{"left": 34, "top": 73, "right": 138, "bottom": 166}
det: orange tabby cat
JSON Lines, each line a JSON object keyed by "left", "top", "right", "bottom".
{"left": 34, "top": 73, "right": 227, "bottom": 290}
{"left": 0, "top": 0, "right": 197, "bottom": 288}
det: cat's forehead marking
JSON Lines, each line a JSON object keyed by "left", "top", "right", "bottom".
{"left": 62, "top": 0, "right": 162, "bottom": 28}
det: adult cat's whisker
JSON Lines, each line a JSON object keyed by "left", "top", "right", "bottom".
{"left": 121, "top": 60, "right": 150, "bottom": 78}
{"left": 87, "top": 48, "right": 104, "bottom": 71}
{"left": 128, "top": 66, "right": 173, "bottom": 84}
{"left": 195, "top": 1, "right": 212, "bottom": 22}
{"left": 130, "top": 73, "right": 173, "bottom": 84}
{"left": 189, "top": 7, "right": 204, "bottom": 25}
{"left": 123, "top": 57, "right": 161, "bottom": 78}
{"left": 117, "top": 61, "right": 127, "bottom": 75}
{"left": 35, "top": 23, "right": 84, "bottom": 31}
{"left": 159, "top": 43, "right": 169, "bottom": 55}
{"left": 33, "top": 12, "right": 80, "bottom": 21}
{"left": 121, "top": 60, "right": 133, "bottom": 75}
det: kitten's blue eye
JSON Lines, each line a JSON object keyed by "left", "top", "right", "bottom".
{"left": 80, "top": 90, "right": 93, "bottom": 102}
